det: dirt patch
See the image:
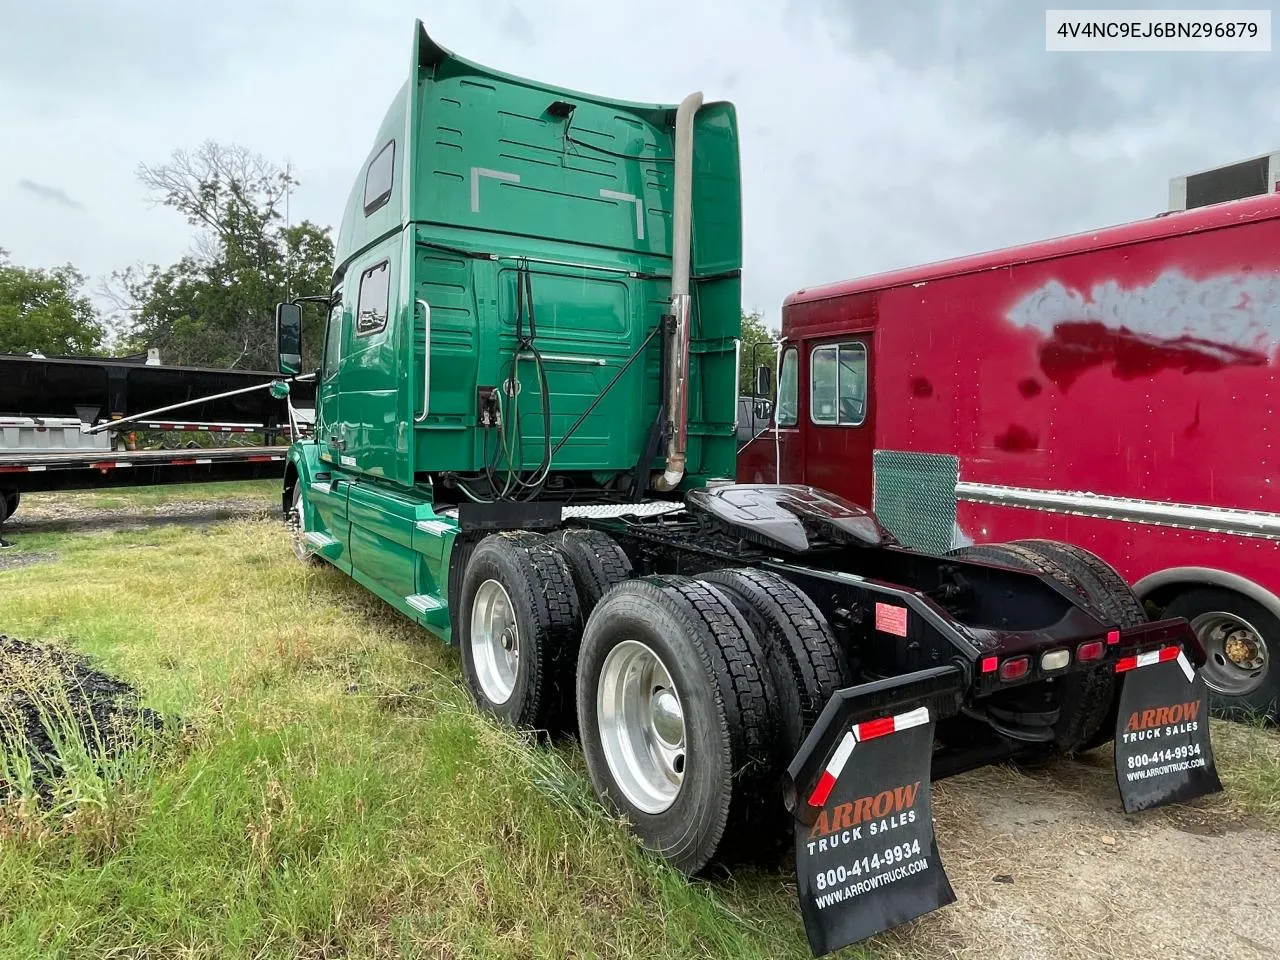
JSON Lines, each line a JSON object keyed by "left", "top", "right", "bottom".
{"left": 2, "top": 498, "right": 270, "bottom": 535}
{"left": 877, "top": 749, "right": 1280, "bottom": 960}
{"left": 0, "top": 550, "right": 58, "bottom": 572}
{"left": 0, "top": 635, "right": 164, "bottom": 796}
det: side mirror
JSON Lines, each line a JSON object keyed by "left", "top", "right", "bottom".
{"left": 275, "top": 302, "right": 303, "bottom": 376}
{"left": 754, "top": 364, "right": 773, "bottom": 398}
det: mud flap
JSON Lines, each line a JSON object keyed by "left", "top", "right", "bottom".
{"left": 792, "top": 705, "right": 956, "bottom": 957}
{"left": 1113, "top": 646, "right": 1222, "bottom": 813}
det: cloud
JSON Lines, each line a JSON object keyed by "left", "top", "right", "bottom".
{"left": 500, "top": 4, "right": 536, "bottom": 42}
{"left": 821, "top": 0, "right": 1274, "bottom": 137}
{"left": 0, "top": 0, "right": 1275, "bottom": 324}
{"left": 17, "top": 180, "right": 85, "bottom": 211}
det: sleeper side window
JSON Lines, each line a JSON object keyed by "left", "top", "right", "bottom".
{"left": 355, "top": 261, "right": 390, "bottom": 337}
{"left": 776, "top": 346, "right": 799, "bottom": 427}
{"left": 809, "top": 341, "right": 868, "bottom": 426}
{"left": 363, "top": 140, "right": 395, "bottom": 215}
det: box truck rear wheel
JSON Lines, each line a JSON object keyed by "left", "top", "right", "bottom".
{"left": 1162, "top": 587, "right": 1277, "bottom": 721}
{"left": 576, "top": 575, "right": 778, "bottom": 874}
{"left": 458, "top": 532, "right": 580, "bottom": 732}
{"left": 2, "top": 490, "right": 19, "bottom": 522}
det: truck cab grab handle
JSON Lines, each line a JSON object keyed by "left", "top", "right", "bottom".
{"left": 413, "top": 298, "right": 431, "bottom": 424}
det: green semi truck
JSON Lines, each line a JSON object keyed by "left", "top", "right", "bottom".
{"left": 274, "top": 21, "right": 1223, "bottom": 956}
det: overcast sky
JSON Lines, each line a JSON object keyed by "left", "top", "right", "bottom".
{"left": 2, "top": 0, "right": 1276, "bottom": 330}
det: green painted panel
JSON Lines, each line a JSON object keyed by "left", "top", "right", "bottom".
{"left": 347, "top": 482, "right": 419, "bottom": 600}
{"left": 324, "top": 20, "right": 742, "bottom": 499}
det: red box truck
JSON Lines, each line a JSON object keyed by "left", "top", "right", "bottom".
{"left": 739, "top": 192, "right": 1280, "bottom": 720}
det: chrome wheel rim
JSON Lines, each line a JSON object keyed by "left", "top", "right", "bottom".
{"left": 597, "top": 640, "right": 686, "bottom": 815}
{"left": 471, "top": 579, "right": 520, "bottom": 704}
{"left": 1192, "top": 611, "right": 1269, "bottom": 697}
{"left": 288, "top": 486, "right": 309, "bottom": 562}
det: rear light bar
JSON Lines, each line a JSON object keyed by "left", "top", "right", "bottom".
{"left": 1040, "top": 649, "right": 1070, "bottom": 671}
{"left": 1077, "top": 640, "right": 1104, "bottom": 661}
{"left": 999, "top": 656, "right": 1029, "bottom": 681}
{"left": 980, "top": 629, "right": 1157, "bottom": 683}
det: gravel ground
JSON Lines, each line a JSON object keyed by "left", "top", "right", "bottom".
{"left": 0, "top": 551, "right": 59, "bottom": 572}
{"left": 882, "top": 749, "right": 1280, "bottom": 960}
{"left": 1, "top": 497, "right": 271, "bottom": 535}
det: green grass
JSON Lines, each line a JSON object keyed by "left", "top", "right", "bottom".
{"left": 0, "top": 506, "right": 1276, "bottom": 959}
{"left": 1208, "top": 715, "right": 1280, "bottom": 826}
{"left": 36, "top": 479, "right": 280, "bottom": 511}
{"left": 0, "top": 516, "right": 828, "bottom": 960}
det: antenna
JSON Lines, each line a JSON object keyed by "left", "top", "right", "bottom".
{"left": 284, "top": 157, "right": 293, "bottom": 301}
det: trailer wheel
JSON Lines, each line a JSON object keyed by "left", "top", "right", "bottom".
{"left": 947, "top": 541, "right": 1129, "bottom": 754}
{"left": 287, "top": 482, "right": 323, "bottom": 567}
{"left": 549, "top": 528, "right": 633, "bottom": 624}
{"left": 1162, "top": 587, "right": 1278, "bottom": 722}
{"left": 576, "top": 575, "right": 778, "bottom": 874}
{"left": 2, "top": 491, "right": 19, "bottom": 522}
{"left": 458, "top": 532, "right": 581, "bottom": 733}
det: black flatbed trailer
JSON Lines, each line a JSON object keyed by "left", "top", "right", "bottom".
{"left": 0, "top": 353, "right": 308, "bottom": 519}
{"left": 0, "top": 353, "right": 314, "bottom": 428}
{"left": 0, "top": 445, "right": 287, "bottom": 494}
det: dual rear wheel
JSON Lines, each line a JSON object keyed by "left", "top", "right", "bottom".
{"left": 454, "top": 528, "right": 851, "bottom": 874}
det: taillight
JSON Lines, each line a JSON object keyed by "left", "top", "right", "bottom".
{"left": 999, "top": 656, "right": 1030, "bottom": 681}
{"left": 1040, "top": 649, "right": 1070, "bottom": 671}
{"left": 1106, "top": 629, "right": 1120, "bottom": 645}
{"left": 1077, "top": 640, "right": 1105, "bottom": 661}
{"left": 981, "top": 656, "right": 998, "bottom": 673}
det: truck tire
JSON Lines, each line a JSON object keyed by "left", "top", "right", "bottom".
{"left": 576, "top": 575, "right": 779, "bottom": 875}
{"left": 1162, "top": 587, "right": 1278, "bottom": 722}
{"left": 549, "top": 528, "right": 633, "bottom": 625}
{"left": 696, "top": 568, "right": 851, "bottom": 763}
{"left": 1009, "top": 540, "right": 1147, "bottom": 626}
{"left": 458, "top": 532, "right": 581, "bottom": 733}
{"left": 287, "top": 482, "right": 323, "bottom": 567}
{"left": 2, "top": 491, "right": 19, "bottom": 522}
{"left": 947, "top": 541, "right": 1127, "bottom": 754}
{"left": 1009, "top": 539, "right": 1148, "bottom": 751}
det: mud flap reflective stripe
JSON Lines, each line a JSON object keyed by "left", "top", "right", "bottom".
{"left": 1113, "top": 646, "right": 1222, "bottom": 814}
{"left": 794, "top": 705, "right": 955, "bottom": 958}
{"left": 806, "top": 706, "right": 932, "bottom": 808}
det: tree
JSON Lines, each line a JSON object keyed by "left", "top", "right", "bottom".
{"left": 739, "top": 309, "right": 780, "bottom": 399}
{"left": 107, "top": 142, "right": 334, "bottom": 371}
{"left": 0, "top": 249, "right": 105, "bottom": 356}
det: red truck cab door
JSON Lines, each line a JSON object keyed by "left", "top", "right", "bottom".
{"left": 800, "top": 334, "right": 874, "bottom": 507}
{"left": 737, "top": 342, "right": 803, "bottom": 483}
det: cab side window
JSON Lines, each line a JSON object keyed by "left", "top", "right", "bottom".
{"left": 776, "top": 345, "right": 798, "bottom": 427}
{"left": 810, "top": 341, "right": 868, "bottom": 426}
{"left": 321, "top": 296, "right": 343, "bottom": 381}
{"left": 356, "top": 261, "right": 390, "bottom": 337}
{"left": 363, "top": 140, "right": 395, "bottom": 215}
